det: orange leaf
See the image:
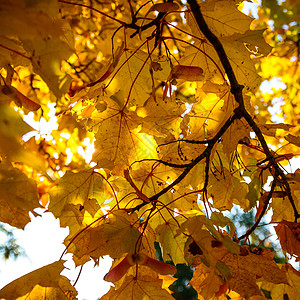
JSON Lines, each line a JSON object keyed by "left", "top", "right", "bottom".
{"left": 168, "top": 65, "right": 204, "bottom": 81}
{"left": 275, "top": 220, "right": 300, "bottom": 260}
{"left": 1, "top": 85, "right": 40, "bottom": 111}
{"left": 14, "top": 88, "right": 41, "bottom": 111}
{"left": 149, "top": 3, "right": 179, "bottom": 13}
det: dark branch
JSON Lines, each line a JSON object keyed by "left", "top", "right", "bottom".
{"left": 187, "top": 0, "right": 299, "bottom": 221}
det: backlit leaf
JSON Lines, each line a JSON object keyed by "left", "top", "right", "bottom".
{"left": 0, "top": 261, "right": 77, "bottom": 300}
{"left": 101, "top": 275, "right": 174, "bottom": 300}
{"left": 0, "top": 163, "right": 40, "bottom": 229}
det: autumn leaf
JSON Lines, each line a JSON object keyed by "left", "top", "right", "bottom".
{"left": 101, "top": 275, "right": 174, "bottom": 300}
{"left": 0, "top": 163, "right": 40, "bottom": 229}
{"left": 222, "top": 119, "right": 250, "bottom": 159}
{"left": 260, "top": 264, "right": 300, "bottom": 300}
{"left": 275, "top": 220, "right": 300, "bottom": 260}
{"left": 0, "top": 261, "right": 77, "bottom": 300}
{"left": 0, "top": 104, "right": 44, "bottom": 170}
{"left": 48, "top": 169, "right": 106, "bottom": 234}
{"left": 136, "top": 96, "right": 186, "bottom": 139}
{"left": 221, "top": 29, "right": 272, "bottom": 56}
{"left": 208, "top": 167, "right": 248, "bottom": 211}
{"left": 91, "top": 97, "right": 158, "bottom": 172}
{"left": 0, "top": 0, "right": 299, "bottom": 299}
{"left": 105, "top": 50, "right": 170, "bottom": 107}
{"left": 102, "top": 211, "right": 141, "bottom": 259}
{"left": 190, "top": 263, "right": 224, "bottom": 300}
{"left": 222, "top": 247, "right": 288, "bottom": 298}
{"left": 155, "top": 216, "right": 188, "bottom": 265}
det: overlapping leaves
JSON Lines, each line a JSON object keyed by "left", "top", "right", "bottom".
{"left": 1, "top": 0, "right": 300, "bottom": 299}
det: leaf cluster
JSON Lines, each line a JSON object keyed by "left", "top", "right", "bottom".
{"left": 1, "top": 0, "right": 300, "bottom": 299}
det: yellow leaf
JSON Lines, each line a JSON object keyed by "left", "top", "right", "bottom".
{"left": 102, "top": 211, "right": 141, "bottom": 259}
{"left": 260, "top": 265, "right": 300, "bottom": 300}
{"left": 190, "top": 263, "right": 224, "bottom": 300}
{"left": 136, "top": 96, "right": 186, "bottom": 139}
{"left": 0, "top": 104, "right": 44, "bottom": 170}
{"left": 71, "top": 224, "right": 107, "bottom": 265}
{"left": 187, "top": 0, "right": 253, "bottom": 37}
{"left": 0, "top": 261, "right": 77, "bottom": 300}
{"left": 221, "top": 40, "right": 261, "bottom": 91}
{"left": 221, "top": 29, "right": 272, "bottom": 56}
{"left": 181, "top": 216, "right": 230, "bottom": 267}
{"left": 48, "top": 169, "right": 106, "bottom": 234}
{"left": 156, "top": 216, "right": 188, "bottom": 265}
{"left": 222, "top": 119, "right": 250, "bottom": 159}
{"left": 209, "top": 168, "right": 247, "bottom": 211}
{"left": 91, "top": 98, "right": 158, "bottom": 173}
{"left": 222, "top": 247, "right": 288, "bottom": 298}
{"left": 106, "top": 50, "right": 171, "bottom": 107}
{"left": 0, "top": 163, "right": 40, "bottom": 229}
{"left": 101, "top": 275, "right": 174, "bottom": 300}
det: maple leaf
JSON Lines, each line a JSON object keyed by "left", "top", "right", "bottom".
{"left": 48, "top": 169, "right": 106, "bottom": 234}
{"left": 208, "top": 167, "right": 248, "bottom": 211}
{"left": 69, "top": 223, "right": 107, "bottom": 266}
{"left": 0, "top": 104, "right": 44, "bottom": 170}
{"left": 222, "top": 119, "right": 250, "bottom": 159}
{"left": 101, "top": 275, "right": 174, "bottom": 300}
{"left": 136, "top": 96, "right": 186, "bottom": 139}
{"left": 180, "top": 216, "right": 237, "bottom": 268}
{"left": 155, "top": 215, "right": 188, "bottom": 265}
{"left": 222, "top": 247, "right": 288, "bottom": 298}
{"left": 260, "top": 264, "right": 300, "bottom": 300}
{"left": 185, "top": 82, "right": 234, "bottom": 139}
{"left": 91, "top": 97, "right": 158, "bottom": 173}
{"left": 0, "top": 163, "right": 40, "bottom": 229}
{"left": 221, "top": 29, "right": 273, "bottom": 56}
{"left": 0, "top": 0, "right": 73, "bottom": 98}
{"left": 189, "top": 262, "right": 224, "bottom": 300}
{"left": 199, "top": 0, "right": 253, "bottom": 37}
{"left": 275, "top": 220, "right": 300, "bottom": 261}
{"left": 0, "top": 260, "right": 77, "bottom": 299}
{"left": 105, "top": 50, "right": 171, "bottom": 107}
{"left": 102, "top": 211, "right": 141, "bottom": 259}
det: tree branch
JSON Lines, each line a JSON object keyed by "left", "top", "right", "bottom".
{"left": 187, "top": 0, "right": 299, "bottom": 221}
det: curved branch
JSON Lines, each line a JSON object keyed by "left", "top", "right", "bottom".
{"left": 187, "top": 0, "right": 299, "bottom": 221}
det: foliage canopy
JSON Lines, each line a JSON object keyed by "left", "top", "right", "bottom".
{"left": 1, "top": 0, "right": 300, "bottom": 299}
